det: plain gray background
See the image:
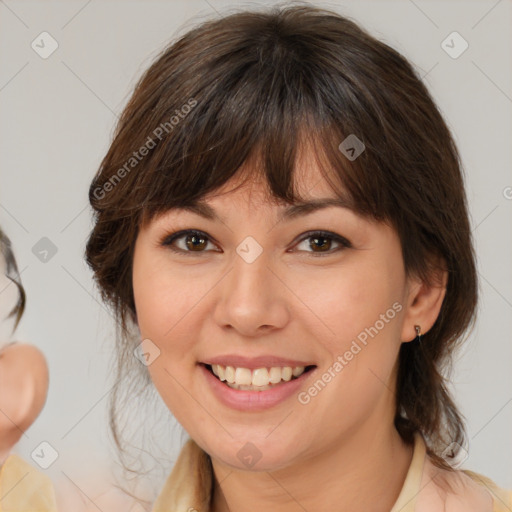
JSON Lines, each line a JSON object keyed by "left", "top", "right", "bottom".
{"left": 1, "top": 0, "right": 511, "bottom": 505}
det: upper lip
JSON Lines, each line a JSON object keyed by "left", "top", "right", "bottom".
{"left": 201, "top": 355, "right": 316, "bottom": 370}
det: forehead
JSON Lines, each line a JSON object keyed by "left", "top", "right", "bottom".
{"left": 203, "top": 150, "right": 349, "bottom": 210}
{"left": 142, "top": 144, "right": 357, "bottom": 228}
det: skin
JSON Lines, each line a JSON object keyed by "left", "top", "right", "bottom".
{"left": 132, "top": 150, "right": 447, "bottom": 512}
{"left": 0, "top": 343, "right": 49, "bottom": 465}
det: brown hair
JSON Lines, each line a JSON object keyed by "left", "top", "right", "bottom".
{"left": 85, "top": 3, "right": 477, "bottom": 473}
{"left": 0, "top": 227, "right": 26, "bottom": 331}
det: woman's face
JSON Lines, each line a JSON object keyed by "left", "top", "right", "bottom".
{"left": 132, "top": 153, "right": 426, "bottom": 472}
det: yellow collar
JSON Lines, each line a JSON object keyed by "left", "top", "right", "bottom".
{"left": 0, "top": 453, "right": 58, "bottom": 511}
{"left": 152, "top": 431, "right": 511, "bottom": 512}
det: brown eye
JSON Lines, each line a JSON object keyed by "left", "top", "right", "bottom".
{"left": 161, "top": 229, "right": 351, "bottom": 257}
{"left": 161, "top": 229, "right": 217, "bottom": 254}
{"left": 294, "top": 230, "right": 351, "bottom": 256}
{"left": 309, "top": 235, "right": 332, "bottom": 252}
{"left": 185, "top": 233, "right": 208, "bottom": 251}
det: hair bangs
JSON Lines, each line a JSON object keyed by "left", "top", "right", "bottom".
{"left": 136, "top": 73, "right": 383, "bottom": 228}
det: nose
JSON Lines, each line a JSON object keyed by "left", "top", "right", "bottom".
{"left": 213, "top": 246, "right": 290, "bottom": 337}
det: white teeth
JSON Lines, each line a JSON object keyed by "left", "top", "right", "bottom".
{"left": 268, "top": 367, "right": 282, "bottom": 384}
{"left": 216, "top": 364, "right": 226, "bottom": 381}
{"left": 282, "top": 367, "right": 292, "bottom": 381}
{"left": 252, "top": 368, "right": 269, "bottom": 386}
{"left": 235, "top": 367, "right": 252, "bottom": 385}
{"left": 292, "top": 366, "right": 304, "bottom": 377}
{"left": 225, "top": 365, "right": 235, "bottom": 383}
{"left": 209, "top": 364, "right": 307, "bottom": 389}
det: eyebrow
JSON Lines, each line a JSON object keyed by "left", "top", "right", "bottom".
{"left": 175, "top": 197, "right": 354, "bottom": 223}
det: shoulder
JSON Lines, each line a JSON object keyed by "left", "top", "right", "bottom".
{"left": 415, "top": 454, "right": 512, "bottom": 512}
{"left": 462, "top": 469, "right": 512, "bottom": 512}
{"left": 152, "top": 438, "right": 212, "bottom": 512}
{"left": 0, "top": 453, "right": 58, "bottom": 511}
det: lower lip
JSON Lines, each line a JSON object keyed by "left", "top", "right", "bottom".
{"left": 199, "top": 363, "right": 316, "bottom": 411}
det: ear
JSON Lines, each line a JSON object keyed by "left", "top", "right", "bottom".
{"left": 400, "top": 262, "right": 448, "bottom": 342}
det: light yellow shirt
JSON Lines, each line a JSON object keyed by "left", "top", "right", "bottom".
{"left": 152, "top": 432, "right": 512, "bottom": 512}
{"left": 0, "top": 454, "right": 57, "bottom": 512}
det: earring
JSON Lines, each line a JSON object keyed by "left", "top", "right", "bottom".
{"left": 414, "top": 325, "right": 422, "bottom": 342}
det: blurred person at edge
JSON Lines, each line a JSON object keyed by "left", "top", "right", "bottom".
{"left": 0, "top": 227, "right": 57, "bottom": 510}
{"left": 0, "top": 230, "right": 141, "bottom": 511}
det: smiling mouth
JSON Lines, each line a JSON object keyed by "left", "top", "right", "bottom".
{"left": 202, "top": 363, "right": 317, "bottom": 391}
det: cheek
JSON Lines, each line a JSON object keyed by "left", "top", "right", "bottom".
{"left": 133, "top": 271, "right": 185, "bottom": 341}
{"left": 132, "top": 243, "right": 195, "bottom": 343}
{"left": 301, "top": 250, "right": 406, "bottom": 402}
{"left": 132, "top": 247, "right": 201, "bottom": 420}
{"left": 132, "top": 243, "right": 215, "bottom": 388}
{"left": 300, "top": 259, "right": 404, "bottom": 351}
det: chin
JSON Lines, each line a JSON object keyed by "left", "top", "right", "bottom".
{"left": 202, "top": 432, "right": 307, "bottom": 473}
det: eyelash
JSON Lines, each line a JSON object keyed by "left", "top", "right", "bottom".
{"left": 160, "top": 229, "right": 352, "bottom": 257}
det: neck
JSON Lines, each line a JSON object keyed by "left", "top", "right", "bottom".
{"left": 210, "top": 421, "right": 414, "bottom": 512}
